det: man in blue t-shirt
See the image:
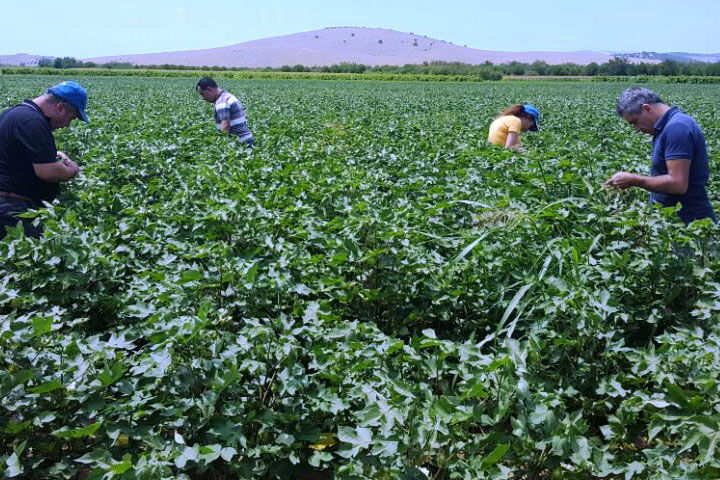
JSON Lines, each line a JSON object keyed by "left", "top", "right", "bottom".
{"left": 605, "top": 87, "right": 716, "bottom": 224}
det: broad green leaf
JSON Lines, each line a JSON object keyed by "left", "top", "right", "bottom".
{"left": 52, "top": 423, "right": 101, "bottom": 439}
{"left": 480, "top": 443, "right": 509, "bottom": 468}
{"left": 30, "top": 380, "right": 63, "bottom": 394}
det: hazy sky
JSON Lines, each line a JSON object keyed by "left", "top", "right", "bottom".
{"left": 2, "top": 0, "right": 718, "bottom": 58}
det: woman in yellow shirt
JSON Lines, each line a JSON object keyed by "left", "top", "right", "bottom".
{"left": 487, "top": 104, "right": 540, "bottom": 150}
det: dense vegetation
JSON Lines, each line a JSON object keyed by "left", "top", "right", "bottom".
{"left": 8, "top": 56, "right": 720, "bottom": 79}
{"left": 1, "top": 76, "right": 720, "bottom": 479}
{"left": 4, "top": 67, "right": 720, "bottom": 86}
{"left": 0, "top": 68, "right": 498, "bottom": 83}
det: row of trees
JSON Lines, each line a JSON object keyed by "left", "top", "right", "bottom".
{"left": 493, "top": 57, "right": 720, "bottom": 77}
{"left": 33, "top": 56, "right": 720, "bottom": 78}
{"left": 37, "top": 57, "right": 135, "bottom": 69}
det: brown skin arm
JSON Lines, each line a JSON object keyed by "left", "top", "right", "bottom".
{"left": 605, "top": 159, "right": 690, "bottom": 195}
{"left": 219, "top": 119, "right": 230, "bottom": 133}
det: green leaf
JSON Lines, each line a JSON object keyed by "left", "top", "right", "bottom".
{"left": 496, "top": 284, "right": 532, "bottom": 335}
{"left": 4, "top": 420, "right": 31, "bottom": 434}
{"left": 175, "top": 445, "right": 199, "bottom": 468}
{"left": 624, "top": 461, "right": 645, "bottom": 480}
{"left": 371, "top": 440, "right": 399, "bottom": 457}
{"left": 480, "top": 443, "right": 510, "bottom": 468}
{"left": 110, "top": 459, "right": 132, "bottom": 475}
{"left": 666, "top": 383, "right": 691, "bottom": 409}
{"left": 220, "top": 447, "right": 236, "bottom": 462}
{"left": 32, "top": 316, "right": 53, "bottom": 336}
{"left": 276, "top": 433, "right": 295, "bottom": 446}
{"left": 570, "top": 437, "right": 591, "bottom": 465}
{"left": 10, "top": 370, "right": 34, "bottom": 389}
{"left": 455, "top": 231, "right": 490, "bottom": 262}
{"left": 337, "top": 426, "right": 372, "bottom": 449}
{"left": 702, "top": 433, "right": 720, "bottom": 465}
{"left": 530, "top": 404, "right": 549, "bottom": 425}
{"left": 463, "top": 382, "right": 490, "bottom": 400}
{"left": 309, "top": 451, "right": 333, "bottom": 467}
{"left": 30, "top": 380, "right": 63, "bottom": 394}
{"left": 5, "top": 453, "right": 23, "bottom": 477}
{"left": 179, "top": 270, "right": 203, "bottom": 284}
{"left": 52, "top": 422, "right": 101, "bottom": 439}
{"left": 421, "top": 328, "right": 436, "bottom": 339}
{"left": 98, "top": 362, "right": 126, "bottom": 387}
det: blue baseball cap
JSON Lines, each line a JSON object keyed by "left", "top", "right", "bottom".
{"left": 523, "top": 104, "right": 540, "bottom": 131}
{"left": 48, "top": 81, "right": 89, "bottom": 123}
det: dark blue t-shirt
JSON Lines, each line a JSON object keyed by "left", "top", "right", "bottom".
{"left": 650, "top": 106, "right": 716, "bottom": 224}
{"left": 0, "top": 100, "right": 59, "bottom": 202}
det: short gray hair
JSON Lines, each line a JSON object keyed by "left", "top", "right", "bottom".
{"left": 616, "top": 87, "right": 664, "bottom": 117}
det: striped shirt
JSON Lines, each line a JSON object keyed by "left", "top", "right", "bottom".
{"left": 214, "top": 90, "right": 253, "bottom": 142}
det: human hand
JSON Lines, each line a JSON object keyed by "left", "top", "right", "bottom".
{"left": 604, "top": 172, "right": 637, "bottom": 190}
{"left": 66, "top": 160, "right": 80, "bottom": 179}
{"left": 57, "top": 151, "right": 71, "bottom": 164}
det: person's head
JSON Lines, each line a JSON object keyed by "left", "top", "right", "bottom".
{"left": 616, "top": 87, "right": 666, "bottom": 134}
{"left": 196, "top": 77, "right": 220, "bottom": 103}
{"left": 42, "top": 81, "right": 89, "bottom": 129}
{"left": 500, "top": 104, "right": 540, "bottom": 131}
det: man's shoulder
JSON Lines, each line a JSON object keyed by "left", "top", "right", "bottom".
{"left": 1, "top": 104, "right": 28, "bottom": 121}
{"left": 660, "top": 111, "right": 704, "bottom": 154}
{"left": 668, "top": 110, "right": 700, "bottom": 131}
{"left": 0, "top": 104, "right": 47, "bottom": 132}
{"left": 222, "top": 90, "right": 241, "bottom": 103}
{"left": 215, "top": 90, "right": 237, "bottom": 104}
{"left": 6, "top": 103, "right": 46, "bottom": 121}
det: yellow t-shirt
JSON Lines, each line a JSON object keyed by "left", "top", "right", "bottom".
{"left": 488, "top": 115, "right": 522, "bottom": 147}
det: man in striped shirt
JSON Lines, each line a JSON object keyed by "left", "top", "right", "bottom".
{"left": 196, "top": 77, "right": 254, "bottom": 147}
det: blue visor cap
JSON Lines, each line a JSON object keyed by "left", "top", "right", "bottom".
{"left": 48, "top": 81, "right": 89, "bottom": 123}
{"left": 523, "top": 104, "right": 539, "bottom": 131}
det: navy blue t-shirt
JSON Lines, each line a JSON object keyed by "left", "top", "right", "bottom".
{"left": 650, "top": 106, "right": 716, "bottom": 224}
{"left": 0, "top": 100, "right": 59, "bottom": 202}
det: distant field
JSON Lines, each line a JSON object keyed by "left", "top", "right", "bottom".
{"left": 2, "top": 76, "right": 720, "bottom": 479}
{"left": 0, "top": 67, "right": 491, "bottom": 82}
{"left": 4, "top": 67, "right": 720, "bottom": 85}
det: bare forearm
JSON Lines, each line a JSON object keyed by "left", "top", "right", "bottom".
{"left": 34, "top": 162, "right": 79, "bottom": 183}
{"left": 635, "top": 174, "right": 688, "bottom": 195}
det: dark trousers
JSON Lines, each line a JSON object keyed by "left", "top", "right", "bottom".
{"left": 0, "top": 197, "right": 42, "bottom": 239}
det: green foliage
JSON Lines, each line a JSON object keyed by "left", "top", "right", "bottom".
{"left": 4, "top": 54, "right": 720, "bottom": 79}
{"left": 0, "top": 67, "right": 498, "bottom": 83}
{"left": 1, "top": 76, "right": 720, "bottom": 479}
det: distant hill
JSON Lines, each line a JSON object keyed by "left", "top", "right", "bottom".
{"left": 0, "top": 54, "right": 50, "bottom": 67}
{"left": 83, "top": 27, "right": 654, "bottom": 67}
{"left": 614, "top": 52, "right": 720, "bottom": 63}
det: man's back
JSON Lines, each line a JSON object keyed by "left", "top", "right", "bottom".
{"left": 650, "top": 107, "right": 715, "bottom": 223}
{"left": 0, "top": 102, "right": 59, "bottom": 203}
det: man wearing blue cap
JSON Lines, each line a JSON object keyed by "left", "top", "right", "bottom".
{"left": 0, "top": 81, "right": 89, "bottom": 239}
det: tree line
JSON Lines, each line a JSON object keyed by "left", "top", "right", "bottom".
{"left": 34, "top": 56, "right": 720, "bottom": 78}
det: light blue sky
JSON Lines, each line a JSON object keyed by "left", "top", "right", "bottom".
{"left": 2, "top": 0, "right": 718, "bottom": 58}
